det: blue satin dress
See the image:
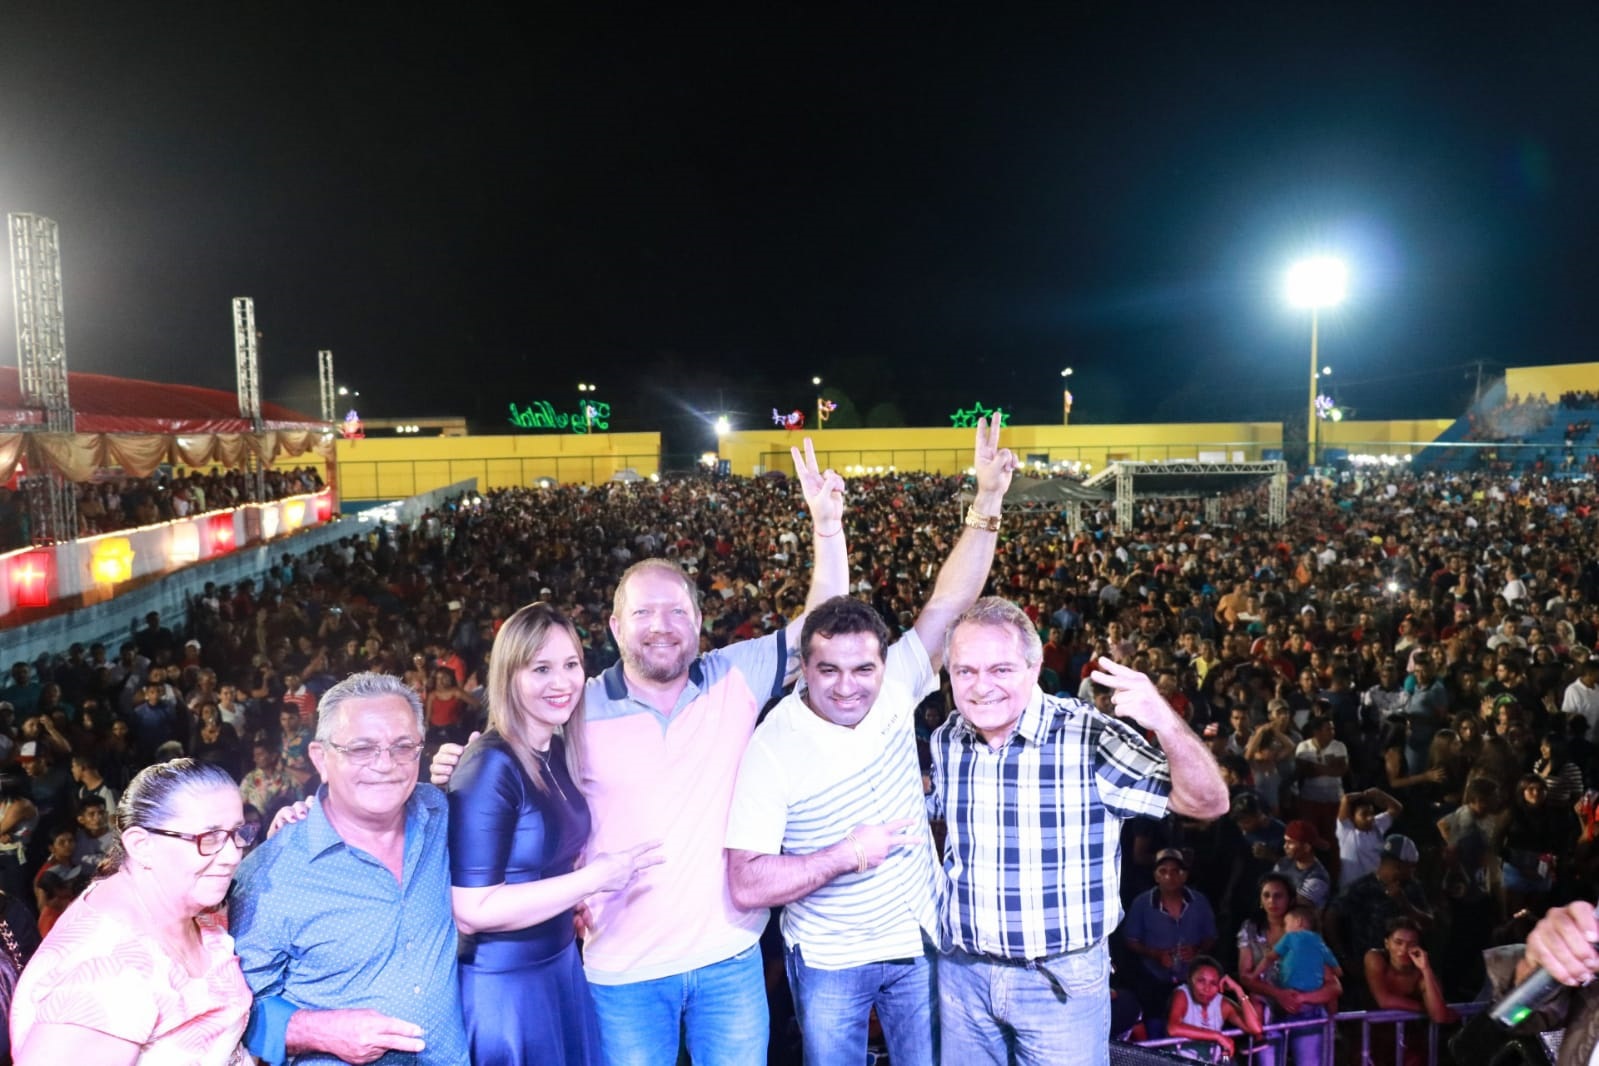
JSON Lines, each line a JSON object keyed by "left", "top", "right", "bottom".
{"left": 448, "top": 731, "right": 600, "bottom": 1065}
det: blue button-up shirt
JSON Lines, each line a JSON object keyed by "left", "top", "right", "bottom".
{"left": 231, "top": 783, "right": 467, "bottom": 1066}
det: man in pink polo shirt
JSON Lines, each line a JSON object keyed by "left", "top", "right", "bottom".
{"left": 433, "top": 439, "right": 848, "bottom": 1065}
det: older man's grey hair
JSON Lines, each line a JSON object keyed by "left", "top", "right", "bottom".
{"left": 314, "top": 671, "right": 425, "bottom": 742}
{"left": 943, "top": 596, "right": 1044, "bottom": 668}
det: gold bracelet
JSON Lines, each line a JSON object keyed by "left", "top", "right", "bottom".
{"left": 964, "top": 506, "right": 1001, "bottom": 533}
{"left": 845, "top": 831, "right": 867, "bottom": 874}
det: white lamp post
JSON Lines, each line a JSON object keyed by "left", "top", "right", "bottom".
{"left": 1286, "top": 257, "right": 1347, "bottom": 466}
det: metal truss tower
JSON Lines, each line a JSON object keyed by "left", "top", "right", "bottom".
{"left": 9, "top": 213, "right": 77, "bottom": 542}
{"left": 9, "top": 214, "right": 73, "bottom": 429}
{"left": 233, "top": 297, "right": 266, "bottom": 500}
{"left": 233, "top": 297, "right": 262, "bottom": 424}
{"left": 318, "top": 349, "right": 335, "bottom": 422}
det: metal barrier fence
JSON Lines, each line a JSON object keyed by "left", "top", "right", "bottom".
{"left": 1136, "top": 1000, "right": 1485, "bottom": 1066}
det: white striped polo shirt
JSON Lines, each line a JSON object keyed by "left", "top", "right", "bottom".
{"left": 726, "top": 630, "right": 943, "bottom": 970}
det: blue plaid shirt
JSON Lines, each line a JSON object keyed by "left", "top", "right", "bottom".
{"left": 931, "top": 687, "right": 1171, "bottom": 959}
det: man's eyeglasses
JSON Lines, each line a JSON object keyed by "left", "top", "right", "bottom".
{"left": 146, "top": 824, "right": 259, "bottom": 856}
{"left": 324, "top": 739, "right": 424, "bottom": 766}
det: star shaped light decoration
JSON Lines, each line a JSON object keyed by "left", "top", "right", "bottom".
{"left": 949, "top": 402, "right": 1007, "bottom": 428}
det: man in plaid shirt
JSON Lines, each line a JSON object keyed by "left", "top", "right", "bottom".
{"left": 930, "top": 597, "right": 1229, "bottom": 1065}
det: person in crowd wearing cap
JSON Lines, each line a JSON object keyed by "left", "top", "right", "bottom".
{"left": 1273, "top": 820, "right": 1334, "bottom": 910}
{"left": 1325, "top": 834, "right": 1431, "bottom": 973}
{"left": 1334, "top": 787, "right": 1403, "bottom": 889}
{"left": 1118, "top": 848, "right": 1219, "bottom": 1032}
{"left": 929, "top": 599, "right": 1229, "bottom": 1066}
{"left": 722, "top": 420, "right": 1015, "bottom": 1066}
{"left": 1292, "top": 715, "right": 1346, "bottom": 879}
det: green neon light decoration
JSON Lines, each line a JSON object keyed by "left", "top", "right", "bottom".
{"left": 507, "top": 400, "right": 611, "bottom": 435}
{"left": 949, "top": 402, "right": 1008, "bottom": 428}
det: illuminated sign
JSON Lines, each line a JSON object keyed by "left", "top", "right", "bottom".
{"left": 949, "top": 402, "right": 1008, "bottom": 428}
{"left": 507, "top": 400, "right": 611, "bottom": 434}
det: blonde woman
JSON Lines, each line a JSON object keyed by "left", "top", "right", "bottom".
{"left": 447, "top": 603, "right": 661, "bottom": 1065}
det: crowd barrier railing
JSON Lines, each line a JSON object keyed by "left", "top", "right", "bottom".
{"left": 1136, "top": 1000, "right": 1485, "bottom": 1066}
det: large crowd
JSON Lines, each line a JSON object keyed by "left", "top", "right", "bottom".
{"left": 0, "top": 466, "right": 325, "bottom": 550}
{"left": 5, "top": 459, "right": 1599, "bottom": 1062}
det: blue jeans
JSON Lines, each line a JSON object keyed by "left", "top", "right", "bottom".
{"left": 1261, "top": 1004, "right": 1327, "bottom": 1066}
{"left": 785, "top": 941, "right": 937, "bottom": 1066}
{"left": 589, "top": 942, "right": 768, "bottom": 1066}
{"left": 938, "top": 942, "right": 1111, "bottom": 1066}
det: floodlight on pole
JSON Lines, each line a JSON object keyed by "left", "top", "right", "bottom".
{"left": 1286, "top": 256, "right": 1347, "bottom": 466}
{"left": 1061, "top": 367, "right": 1075, "bottom": 425}
{"left": 714, "top": 415, "right": 731, "bottom": 437}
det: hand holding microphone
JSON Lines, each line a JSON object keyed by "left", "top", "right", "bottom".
{"left": 1491, "top": 901, "right": 1599, "bottom": 1027}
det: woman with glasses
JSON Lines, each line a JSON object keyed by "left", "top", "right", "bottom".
{"left": 10, "top": 758, "right": 256, "bottom": 1064}
{"left": 447, "top": 603, "right": 662, "bottom": 1065}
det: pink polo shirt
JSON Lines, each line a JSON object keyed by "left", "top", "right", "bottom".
{"left": 578, "top": 632, "right": 787, "bottom": 984}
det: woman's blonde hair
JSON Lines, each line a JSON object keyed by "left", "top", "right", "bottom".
{"left": 486, "top": 603, "right": 586, "bottom": 792}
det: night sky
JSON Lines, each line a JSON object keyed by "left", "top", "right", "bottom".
{"left": 3, "top": 6, "right": 1598, "bottom": 455}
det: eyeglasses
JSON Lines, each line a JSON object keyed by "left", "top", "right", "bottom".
{"left": 324, "top": 739, "right": 424, "bottom": 766}
{"left": 146, "top": 823, "right": 259, "bottom": 856}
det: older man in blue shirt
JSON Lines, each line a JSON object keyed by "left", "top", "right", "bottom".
{"left": 232, "top": 672, "right": 468, "bottom": 1065}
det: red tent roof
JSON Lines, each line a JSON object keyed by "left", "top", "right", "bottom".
{"left": 0, "top": 368, "right": 322, "bottom": 433}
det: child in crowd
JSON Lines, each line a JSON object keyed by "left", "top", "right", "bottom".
{"left": 1166, "top": 955, "right": 1263, "bottom": 1062}
{"left": 1335, "top": 787, "right": 1403, "bottom": 888}
{"left": 1256, "top": 905, "right": 1342, "bottom": 994}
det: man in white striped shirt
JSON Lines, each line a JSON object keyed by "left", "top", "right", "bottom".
{"left": 725, "top": 416, "right": 1016, "bottom": 1066}
{"left": 932, "top": 597, "right": 1230, "bottom": 1066}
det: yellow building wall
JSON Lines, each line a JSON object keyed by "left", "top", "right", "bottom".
{"left": 275, "top": 433, "right": 661, "bottom": 500}
{"left": 1505, "top": 363, "right": 1599, "bottom": 401}
{"left": 1320, "top": 419, "right": 1454, "bottom": 451}
{"left": 720, "top": 423, "right": 1285, "bottom": 477}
